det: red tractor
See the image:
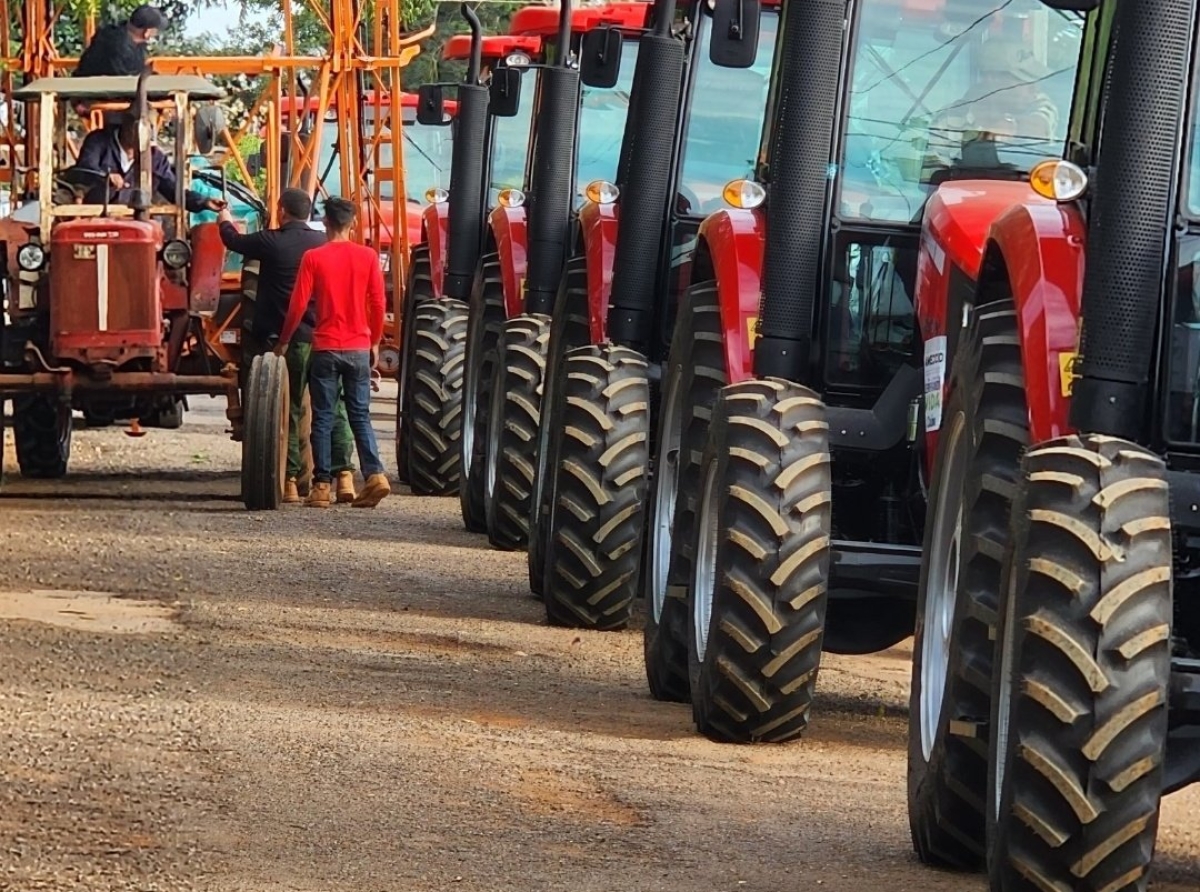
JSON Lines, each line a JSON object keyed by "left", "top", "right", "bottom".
{"left": 396, "top": 5, "right": 542, "bottom": 491}
{"left": 908, "top": 1, "right": 1200, "bottom": 889}
{"left": 647, "top": 0, "right": 1085, "bottom": 744}
{"left": 521, "top": 0, "right": 776, "bottom": 636}
{"left": 0, "top": 74, "right": 287, "bottom": 510}
{"left": 454, "top": 0, "right": 652, "bottom": 527}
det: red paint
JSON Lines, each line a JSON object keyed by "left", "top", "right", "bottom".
{"left": 487, "top": 205, "right": 529, "bottom": 318}
{"left": 914, "top": 181, "right": 1087, "bottom": 472}
{"left": 188, "top": 221, "right": 226, "bottom": 314}
{"left": 420, "top": 201, "right": 450, "bottom": 298}
{"left": 443, "top": 34, "right": 542, "bottom": 61}
{"left": 49, "top": 219, "right": 162, "bottom": 367}
{"left": 576, "top": 199, "right": 620, "bottom": 343}
{"left": 697, "top": 207, "right": 765, "bottom": 385}
{"left": 510, "top": 2, "right": 650, "bottom": 36}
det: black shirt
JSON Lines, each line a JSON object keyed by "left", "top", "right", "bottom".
{"left": 75, "top": 24, "right": 148, "bottom": 77}
{"left": 219, "top": 220, "right": 326, "bottom": 344}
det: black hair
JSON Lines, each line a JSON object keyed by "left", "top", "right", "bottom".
{"left": 129, "top": 5, "right": 166, "bottom": 31}
{"left": 323, "top": 196, "right": 357, "bottom": 231}
{"left": 279, "top": 188, "right": 313, "bottom": 221}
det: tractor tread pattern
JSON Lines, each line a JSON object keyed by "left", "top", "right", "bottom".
{"left": 397, "top": 244, "right": 435, "bottom": 483}
{"left": 12, "top": 395, "right": 71, "bottom": 480}
{"left": 460, "top": 253, "right": 506, "bottom": 531}
{"left": 242, "top": 352, "right": 288, "bottom": 511}
{"left": 407, "top": 298, "right": 468, "bottom": 496}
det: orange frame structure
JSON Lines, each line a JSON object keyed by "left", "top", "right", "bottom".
{"left": 0, "top": 0, "right": 434, "bottom": 302}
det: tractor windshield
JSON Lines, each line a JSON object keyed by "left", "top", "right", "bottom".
{"left": 313, "top": 111, "right": 454, "bottom": 205}
{"left": 489, "top": 67, "right": 538, "bottom": 203}
{"left": 838, "top": 0, "right": 1085, "bottom": 223}
{"left": 575, "top": 38, "right": 640, "bottom": 199}
{"left": 675, "top": 11, "right": 777, "bottom": 217}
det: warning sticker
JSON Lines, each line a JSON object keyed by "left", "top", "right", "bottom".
{"left": 924, "top": 335, "right": 947, "bottom": 432}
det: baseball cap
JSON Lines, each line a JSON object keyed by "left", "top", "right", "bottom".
{"left": 978, "top": 39, "right": 1052, "bottom": 81}
{"left": 129, "top": 5, "right": 166, "bottom": 30}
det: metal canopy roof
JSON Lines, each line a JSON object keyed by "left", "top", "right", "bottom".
{"left": 13, "top": 75, "right": 226, "bottom": 101}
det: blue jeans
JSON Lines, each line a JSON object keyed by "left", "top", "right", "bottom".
{"left": 309, "top": 350, "right": 386, "bottom": 483}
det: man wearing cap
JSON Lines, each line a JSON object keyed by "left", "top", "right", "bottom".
{"left": 75, "top": 6, "right": 166, "bottom": 78}
{"left": 923, "top": 39, "right": 1060, "bottom": 178}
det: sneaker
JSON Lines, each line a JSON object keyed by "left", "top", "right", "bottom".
{"left": 283, "top": 478, "right": 301, "bottom": 505}
{"left": 351, "top": 473, "right": 391, "bottom": 508}
{"left": 306, "top": 481, "right": 332, "bottom": 508}
{"left": 336, "top": 471, "right": 357, "bottom": 504}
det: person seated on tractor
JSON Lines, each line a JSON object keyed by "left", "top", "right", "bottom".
{"left": 922, "top": 39, "right": 1060, "bottom": 179}
{"left": 71, "top": 117, "right": 226, "bottom": 215}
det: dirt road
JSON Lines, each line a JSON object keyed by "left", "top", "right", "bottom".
{"left": 1, "top": 387, "right": 1197, "bottom": 892}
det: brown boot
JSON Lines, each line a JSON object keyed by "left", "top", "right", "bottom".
{"left": 283, "top": 478, "right": 301, "bottom": 505}
{"left": 336, "top": 471, "right": 357, "bottom": 504}
{"left": 351, "top": 473, "right": 391, "bottom": 508}
{"left": 306, "top": 481, "right": 332, "bottom": 508}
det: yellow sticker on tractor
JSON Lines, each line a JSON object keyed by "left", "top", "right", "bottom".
{"left": 1059, "top": 351, "right": 1079, "bottom": 397}
{"left": 747, "top": 315, "right": 759, "bottom": 349}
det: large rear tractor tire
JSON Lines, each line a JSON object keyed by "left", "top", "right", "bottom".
{"left": 407, "top": 298, "right": 468, "bottom": 496}
{"left": 485, "top": 315, "right": 550, "bottom": 551}
{"left": 13, "top": 395, "right": 71, "bottom": 479}
{"left": 460, "top": 253, "right": 507, "bottom": 532}
{"left": 395, "top": 244, "right": 435, "bottom": 485}
{"left": 643, "top": 281, "right": 724, "bottom": 703}
{"left": 542, "top": 345, "right": 651, "bottom": 631}
{"left": 687, "top": 379, "right": 831, "bottom": 742}
{"left": 242, "top": 352, "right": 289, "bottom": 511}
{"left": 987, "top": 435, "right": 1172, "bottom": 892}
{"left": 908, "top": 300, "right": 1026, "bottom": 869}
{"left": 528, "top": 256, "right": 590, "bottom": 596}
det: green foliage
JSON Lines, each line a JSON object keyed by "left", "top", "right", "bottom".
{"left": 227, "top": 133, "right": 267, "bottom": 194}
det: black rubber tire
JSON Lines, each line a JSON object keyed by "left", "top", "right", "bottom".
{"left": 83, "top": 407, "right": 116, "bottom": 428}
{"left": 396, "top": 244, "right": 435, "bottom": 485}
{"left": 485, "top": 314, "right": 550, "bottom": 551}
{"left": 908, "top": 300, "right": 1027, "bottom": 869}
{"left": 528, "top": 256, "right": 591, "bottom": 595}
{"left": 241, "top": 352, "right": 289, "bottom": 511}
{"left": 643, "top": 281, "right": 723, "bottom": 703}
{"left": 542, "top": 345, "right": 651, "bottom": 630}
{"left": 12, "top": 395, "right": 71, "bottom": 479}
{"left": 407, "top": 298, "right": 468, "bottom": 497}
{"left": 987, "top": 435, "right": 1171, "bottom": 892}
{"left": 141, "top": 398, "right": 184, "bottom": 430}
{"left": 686, "top": 379, "right": 832, "bottom": 743}
{"left": 460, "top": 253, "right": 506, "bottom": 532}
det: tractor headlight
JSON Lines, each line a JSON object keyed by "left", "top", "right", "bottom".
{"left": 425, "top": 187, "right": 449, "bottom": 204}
{"left": 505, "top": 51, "right": 532, "bottom": 68}
{"left": 722, "top": 178, "right": 767, "bottom": 210}
{"left": 162, "top": 239, "right": 192, "bottom": 269}
{"left": 17, "top": 243, "right": 46, "bottom": 272}
{"left": 497, "top": 188, "right": 525, "bottom": 209}
{"left": 585, "top": 179, "right": 619, "bottom": 205}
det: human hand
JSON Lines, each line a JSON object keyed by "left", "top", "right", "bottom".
{"left": 370, "top": 345, "right": 380, "bottom": 370}
{"left": 273, "top": 342, "right": 287, "bottom": 357}
{"left": 216, "top": 207, "right": 234, "bottom": 224}
{"left": 205, "top": 198, "right": 228, "bottom": 213}
{"left": 107, "top": 172, "right": 125, "bottom": 189}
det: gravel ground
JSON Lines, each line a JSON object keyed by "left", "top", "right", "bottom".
{"left": 1, "top": 385, "right": 1198, "bottom": 892}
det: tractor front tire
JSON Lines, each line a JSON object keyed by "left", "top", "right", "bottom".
{"left": 988, "top": 435, "right": 1172, "bottom": 892}
{"left": 407, "top": 298, "right": 468, "bottom": 496}
{"left": 460, "top": 253, "right": 507, "bottom": 532}
{"left": 13, "top": 395, "right": 71, "bottom": 479}
{"left": 396, "top": 244, "right": 436, "bottom": 485}
{"left": 687, "top": 379, "right": 831, "bottom": 743}
{"left": 542, "top": 345, "right": 651, "bottom": 631}
{"left": 643, "top": 281, "right": 724, "bottom": 703}
{"left": 485, "top": 315, "right": 550, "bottom": 551}
{"left": 242, "top": 353, "right": 289, "bottom": 510}
{"left": 908, "top": 300, "right": 1027, "bottom": 870}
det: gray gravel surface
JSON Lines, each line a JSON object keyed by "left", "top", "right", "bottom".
{"left": 1, "top": 386, "right": 1197, "bottom": 891}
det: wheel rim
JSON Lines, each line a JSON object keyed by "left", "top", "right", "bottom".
{"left": 693, "top": 456, "right": 720, "bottom": 663}
{"left": 919, "top": 410, "right": 967, "bottom": 762}
{"left": 484, "top": 354, "right": 503, "bottom": 503}
{"left": 650, "top": 372, "right": 682, "bottom": 624}
{"left": 994, "top": 563, "right": 1020, "bottom": 819}
{"left": 462, "top": 349, "right": 478, "bottom": 476}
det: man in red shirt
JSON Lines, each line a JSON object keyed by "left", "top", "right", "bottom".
{"left": 278, "top": 197, "right": 390, "bottom": 508}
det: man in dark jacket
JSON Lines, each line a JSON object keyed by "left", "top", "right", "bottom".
{"left": 75, "top": 6, "right": 165, "bottom": 78}
{"left": 218, "top": 189, "right": 358, "bottom": 504}
{"left": 73, "top": 117, "right": 225, "bottom": 214}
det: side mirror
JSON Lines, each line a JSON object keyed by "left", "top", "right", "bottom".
{"left": 489, "top": 68, "right": 522, "bottom": 118}
{"left": 194, "top": 105, "right": 226, "bottom": 155}
{"left": 710, "top": 0, "right": 761, "bottom": 69}
{"left": 417, "top": 84, "right": 447, "bottom": 126}
{"left": 580, "top": 27, "right": 623, "bottom": 88}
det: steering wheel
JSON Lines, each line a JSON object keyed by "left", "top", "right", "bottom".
{"left": 56, "top": 167, "right": 111, "bottom": 192}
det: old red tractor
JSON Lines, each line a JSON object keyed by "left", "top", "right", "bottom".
{"left": 0, "top": 74, "right": 287, "bottom": 509}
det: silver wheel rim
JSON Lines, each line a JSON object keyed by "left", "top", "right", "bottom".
{"left": 461, "top": 351, "right": 477, "bottom": 473}
{"left": 484, "top": 353, "right": 503, "bottom": 503}
{"left": 693, "top": 457, "right": 720, "bottom": 663}
{"left": 994, "top": 564, "right": 1020, "bottom": 818}
{"left": 919, "top": 410, "right": 967, "bottom": 762}
{"left": 650, "top": 372, "right": 682, "bottom": 624}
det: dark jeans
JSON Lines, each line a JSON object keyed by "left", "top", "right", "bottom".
{"left": 285, "top": 342, "right": 354, "bottom": 478}
{"left": 309, "top": 349, "right": 385, "bottom": 483}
